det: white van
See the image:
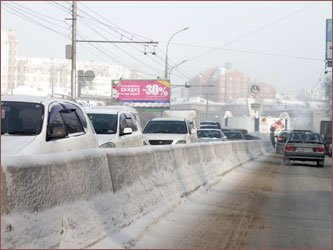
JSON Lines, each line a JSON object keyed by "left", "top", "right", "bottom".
{"left": 143, "top": 117, "right": 198, "bottom": 145}
{"left": 84, "top": 106, "right": 144, "bottom": 148}
{"left": 1, "top": 95, "right": 99, "bottom": 156}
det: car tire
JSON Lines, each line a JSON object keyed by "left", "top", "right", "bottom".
{"left": 283, "top": 158, "right": 290, "bottom": 166}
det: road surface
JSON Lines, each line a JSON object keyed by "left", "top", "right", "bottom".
{"left": 133, "top": 152, "right": 332, "bottom": 249}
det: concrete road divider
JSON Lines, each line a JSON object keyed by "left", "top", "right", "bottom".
{"left": 1, "top": 140, "right": 272, "bottom": 249}
{"left": 2, "top": 149, "right": 112, "bottom": 214}
{"left": 2, "top": 141, "right": 271, "bottom": 215}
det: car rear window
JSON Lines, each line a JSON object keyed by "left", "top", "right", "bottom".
{"left": 198, "top": 130, "right": 221, "bottom": 138}
{"left": 87, "top": 113, "right": 118, "bottom": 134}
{"left": 289, "top": 132, "right": 320, "bottom": 142}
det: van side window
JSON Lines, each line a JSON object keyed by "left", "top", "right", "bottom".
{"left": 125, "top": 114, "right": 138, "bottom": 132}
{"left": 47, "top": 111, "right": 66, "bottom": 140}
{"left": 119, "top": 114, "right": 128, "bottom": 132}
{"left": 61, "top": 102, "right": 88, "bottom": 129}
{"left": 73, "top": 106, "right": 88, "bottom": 128}
{"left": 62, "top": 110, "right": 84, "bottom": 134}
{"left": 49, "top": 103, "right": 84, "bottom": 137}
{"left": 187, "top": 120, "right": 193, "bottom": 134}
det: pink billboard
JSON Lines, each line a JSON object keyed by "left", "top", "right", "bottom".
{"left": 112, "top": 79, "right": 170, "bottom": 108}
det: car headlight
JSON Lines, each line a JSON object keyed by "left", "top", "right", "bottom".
{"left": 175, "top": 140, "right": 186, "bottom": 144}
{"left": 100, "top": 142, "right": 116, "bottom": 148}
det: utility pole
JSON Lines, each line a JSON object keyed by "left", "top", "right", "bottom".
{"left": 71, "top": 1, "right": 77, "bottom": 99}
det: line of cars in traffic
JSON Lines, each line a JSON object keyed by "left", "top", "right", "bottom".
{"left": 197, "top": 121, "right": 260, "bottom": 142}
{"left": 1, "top": 94, "right": 260, "bottom": 156}
{"left": 275, "top": 129, "right": 328, "bottom": 167}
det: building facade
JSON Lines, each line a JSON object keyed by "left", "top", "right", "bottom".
{"left": 187, "top": 66, "right": 276, "bottom": 102}
{"left": 1, "top": 30, "right": 18, "bottom": 94}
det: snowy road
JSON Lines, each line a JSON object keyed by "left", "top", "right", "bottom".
{"left": 108, "top": 153, "right": 332, "bottom": 249}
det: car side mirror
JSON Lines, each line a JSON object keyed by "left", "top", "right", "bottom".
{"left": 47, "top": 126, "right": 68, "bottom": 141}
{"left": 120, "top": 127, "right": 132, "bottom": 136}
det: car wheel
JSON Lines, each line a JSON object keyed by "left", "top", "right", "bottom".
{"left": 283, "top": 158, "right": 290, "bottom": 166}
{"left": 317, "top": 160, "right": 324, "bottom": 168}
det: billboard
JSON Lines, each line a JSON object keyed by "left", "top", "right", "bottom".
{"left": 326, "top": 19, "right": 332, "bottom": 60}
{"left": 112, "top": 79, "right": 170, "bottom": 108}
{"left": 259, "top": 117, "right": 285, "bottom": 134}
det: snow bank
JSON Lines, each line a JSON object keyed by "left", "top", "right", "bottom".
{"left": 1, "top": 140, "right": 271, "bottom": 248}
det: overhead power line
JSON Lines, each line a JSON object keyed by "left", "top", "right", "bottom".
{"left": 171, "top": 42, "right": 324, "bottom": 62}
{"left": 3, "top": 3, "right": 70, "bottom": 39}
{"left": 186, "top": 1, "right": 321, "bottom": 63}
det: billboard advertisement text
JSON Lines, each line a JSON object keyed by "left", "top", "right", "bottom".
{"left": 112, "top": 79, "right": 170, "bottom": 108}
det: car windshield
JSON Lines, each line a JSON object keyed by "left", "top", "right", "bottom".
{"left": 224, "top": 131, "right": 243, "bottom": 139}
{"left": 1, "top": 101, "right": 44, "bottom": 135}
{"left": 143, "top": 121, "right": 187, "bottom": 134}
{"left": 198, "top": 130, "right": 221, "bottom": 138}
{"left": 87, "top": 113, "right": 118, "bottom": 134}
{"left": 289, "top": 132, "right": 321, "bottom": 142}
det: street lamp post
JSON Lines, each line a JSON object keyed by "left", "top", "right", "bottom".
{"left": 164, "top": 27, "right": 189, "bottom": 79}
{"left": 168, "top": 59, "right": 187, "bottom": 108}
{"left": 168, "top": 59, "right": 187, "bottom": 79}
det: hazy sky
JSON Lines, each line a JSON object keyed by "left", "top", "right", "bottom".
{"left": 1, "top": 1, "right": 332, "bottom": 96}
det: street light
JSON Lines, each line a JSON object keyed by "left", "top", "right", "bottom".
{"left": 169, "top": 59, "right": 187, "bottom": 79}
{"left": 164, "top": 27, "right": 189, "bottom": 79}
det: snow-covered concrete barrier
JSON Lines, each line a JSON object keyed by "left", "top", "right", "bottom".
{"left": 2, "top": 140, "right": 271, "bottom": 248}
{"left": 2, "top": 141, "right": 271, "bottom": 214}
{"left": 1, "top": 149, "right": 112, "bottom": 214}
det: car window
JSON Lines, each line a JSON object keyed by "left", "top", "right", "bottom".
{"left": 188, "top": 121, "right": 194, "bottom": 134}
{"left": 119, "top": 113, "right": 128, "bottom": 132}
{"left": 224, "top": 131, "right": 243, "bottom": 139}
{"left": 143, "top": 121, "right": 187, "bottom": 134}
{"left": 198, "top": 130, "right": 221, "bottom": 138}
{"left": 72, "top": 105, "right": 88, "bottom": 128}
{"left": 1, "top": 101, "right": 44, "bottom": 135}
{"left": 289, "top": 132, "right": 320, "bottom": 142}
{"left": 125, "top": 113, "right": 138, "bottom": 132}
{"left": 48, "top": 104, "right": 84, "bottom": 138}
{"left": 61, "top": 110, "right": 84, "bottom": 134}
{"left": 87, "top": 113, "right": 117, "bottom": 134}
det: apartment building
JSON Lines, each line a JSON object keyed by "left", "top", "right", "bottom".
{"left": 188, "top": 66, "right": 276, "bottom": 102}
{"left": 1, "top": 30, "right": 18, "bottom": 94}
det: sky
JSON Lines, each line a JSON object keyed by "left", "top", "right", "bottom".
{"left": 1, "top": 1, "right": 332, "bottom": 96}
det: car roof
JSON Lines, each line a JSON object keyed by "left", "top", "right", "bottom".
{"left": 2, "top": 94, "right": 45, "bottom": 103}
{"left": 200, "top": 121, "right": 219, "bottom": 124}
{"left": 291, "top": 129, "right": 312, "bottom": 132}
{"left": 84, "top": 107, "right": 119, "bottom": 115}
{"left": 198, "top": 128, "right": 222, "bottom": 131}
{"left": 1, "top": 94, "right": 78, "bottom": 105}
{"left": 84, "top": 105, "right": 138, "bottom": 113}
{"left": 151, "top": 117, "right": 186, "bottom": 121}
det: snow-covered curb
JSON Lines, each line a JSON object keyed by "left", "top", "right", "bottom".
{"left": 1, "top": 140, "right": 271, "bottom": 248}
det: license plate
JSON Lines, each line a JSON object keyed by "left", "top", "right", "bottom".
{"left": 297, "top": 148, "right": 312, "bottom": 153}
